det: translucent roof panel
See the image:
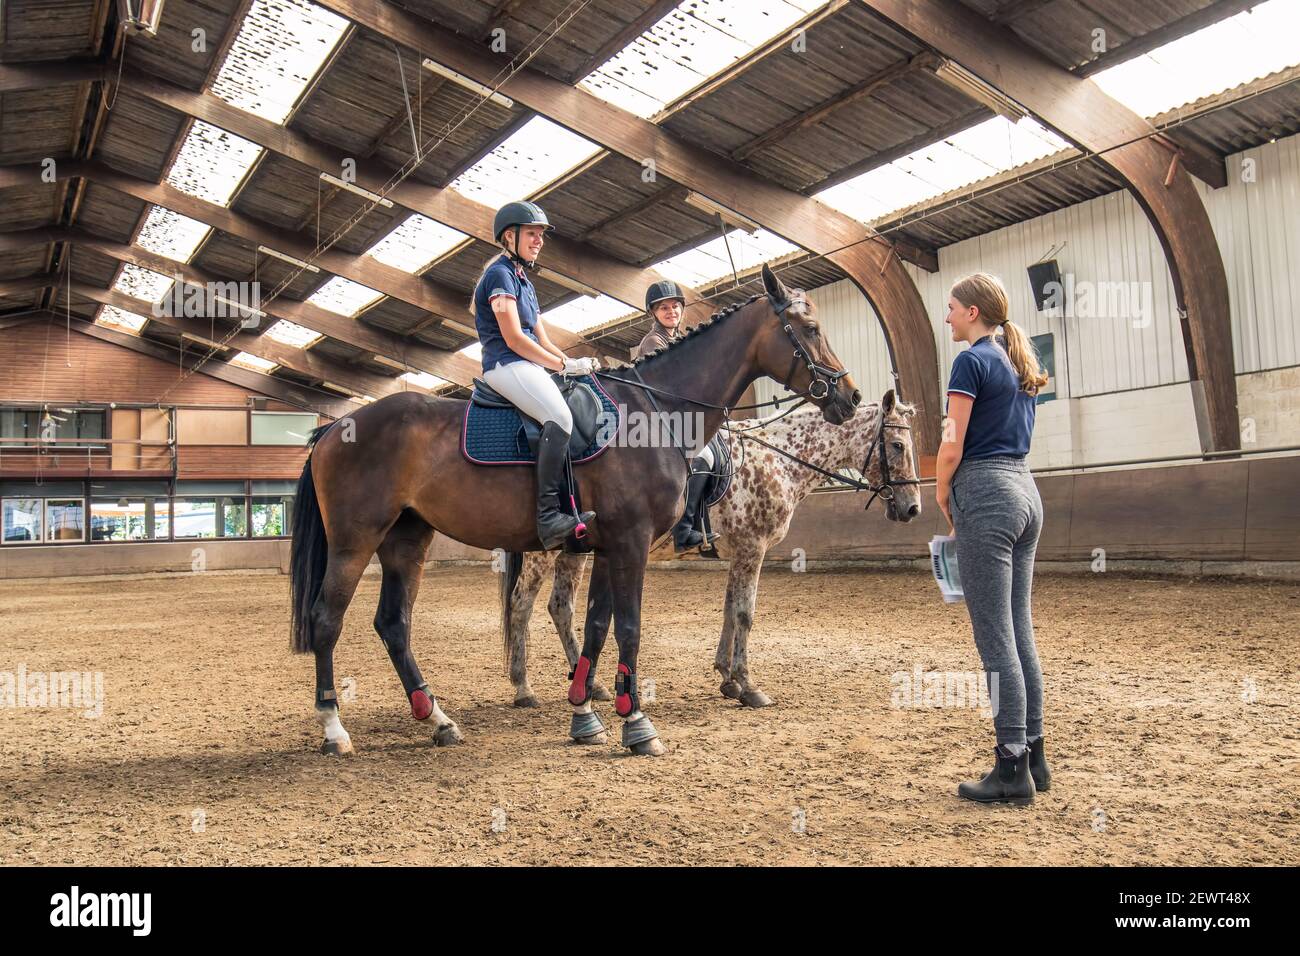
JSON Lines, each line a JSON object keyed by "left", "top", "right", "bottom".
{"left": 581, "top": 0, "right": 825, "bottom": 118}
{"left": 230, "top": 352, "right": 277, "bottom": 373}
{"left": 210, "top": 0, "right": 350, "bottom": 124}
{"left": 306, "top": 277, "right": 384, "bottom": 316}
{"left": 96, "top": 306, "right": 148, "bottom": 334}
{"left": 166, "top": 121, "right": 263, "bottom": 207}
{"left": 367, "top": 214, "right": 469, "bottom": 273}
{"left": 399, "top": 370, "right": 449, "bottom": 390}
{"left": 542, "top": 295, "right": 637, "bottom": 334}
{"left": 1091, "top": 0, "right": 1300, "bottom": 118}
{"left": 815, "top": 117, "right": 1069, "bottom": 224}
{"left": 652, "top": 229, "right": 800, "bottom": 288}
{"left": 449, "top": 116, "right": 601, "bottom": 208}
{"left": 264, "top": 320, "right": 322, "bottom": 348}
{"left": 114, "top": 264, "right": 175, "bottom": 306}
{"left": 458, "top": 341, "right": 484, "bottom": 363}
{"left": 135, "top": 206, "right": 211, "bottom": 264}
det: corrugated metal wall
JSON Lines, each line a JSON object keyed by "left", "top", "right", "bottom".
{"left": 758, "top": 132, "right": 1300, "bottom": 408}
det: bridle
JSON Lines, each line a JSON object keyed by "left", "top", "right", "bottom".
{"left": 723, "top": 403, "right": 920, "bottom": 512}
{"left": 772, "top": 294, "right": 849, "bottom": 401}
{"left": 858, "top": 409, "right": 921, "bottom": 511}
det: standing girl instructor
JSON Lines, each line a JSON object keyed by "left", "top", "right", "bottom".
{"left": 936, "top": 273, "right": 1051, "bottom": 806}
{"left": 473, "top": 200, "right": 597, "bottom": 550}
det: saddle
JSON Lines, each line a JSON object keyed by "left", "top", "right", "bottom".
{"left": 462, "top": 372, "right": 618, "bottom": 466}
{"left": 701, "top": 432, "right": 733, "bottom": 508}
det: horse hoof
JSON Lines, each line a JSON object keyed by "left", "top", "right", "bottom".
{"left": 513, "top": 694, "right": 541, "bottom": 709}
{"left": 592, "top": 682, "right": 613, "bottom": 702}
{"left": 621, "top": 714, "right": 661, "bottom": 753}
{"left": 720, "top": 680, "right": 743, "bottom": 701}
{"left": 569, "top": 709, "right": 607, "bottom": 744}
{"left": 320, "top": 738, "right": 354, "bottom": 757}
{"left": 629, "top": 737, "right": 666, "bottom": 757}
{"left": 740, "top": 689, "right": 773, "bottom": 708}
{"left": 433, "top": 723, "right": 463, "bottom": 746}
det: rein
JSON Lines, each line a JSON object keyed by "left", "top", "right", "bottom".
{"left": 725, "top": 409, "right": 920, "bottom": 511}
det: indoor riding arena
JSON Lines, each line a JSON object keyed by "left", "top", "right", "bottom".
{"left": 2, "top": 0, "right": 1299, "bottom": 875}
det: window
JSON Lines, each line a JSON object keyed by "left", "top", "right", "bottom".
{"left": 251, "top": 497, "right": 291, "bottom": 536}
{"left": 91, "top": 499, "right": 151, "bottom": 541}
{"left": 0, "top": 409, "right": 38, "bottom": 447}
{"left": 251, "top": 412, "right": 317, "bottom": 446}
{"left": 44, "top": 499, "right": 85, "bottom": 542}
{"left": 219, "top": 496, "right": 248, "bottom": 537}
{"left": 152, "top": 500, "right": 171, "bottom": 540}
{"left": 251, "top": 480, "right": 296, "bottom": 537}
{"left": 172, "top": 499, "right": 219, "bottom": 539}
{"left": 2, "top": 498, "right": 41, "bottom": 542}
{"left": 0, "top": 408, "right": 106, "bottom": 449}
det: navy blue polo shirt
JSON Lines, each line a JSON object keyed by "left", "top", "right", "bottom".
{"left": 473, "top": 254, "right": 541, "bottom": 372}
{"left": 946, "top": 334, "right": 1035, "bottom": 460}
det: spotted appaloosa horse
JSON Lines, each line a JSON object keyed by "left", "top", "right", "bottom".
{"left": 503, "top": 389, "right": 921, "bottom": 709}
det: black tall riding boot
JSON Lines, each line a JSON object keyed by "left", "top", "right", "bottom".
{"left": 536, "top": 421, "right": 594, "bottom": 551}
{"left": 673, "top": 459, "right": 719, "bottom": 552}
{"left": 957, "top": 745, "right": 1035, "bottom": 806}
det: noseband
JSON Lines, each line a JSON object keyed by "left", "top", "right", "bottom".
{"left": 772, "top": 296, "right": 848, "bottom": 401}
{"left": 860, "top": 411, "right": 922, "bottom": 512}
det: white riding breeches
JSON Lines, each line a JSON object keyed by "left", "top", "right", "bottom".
{"left": 687, "top": 442, "right": 716, "bottom": 469}
{"left": 483, "top": 360, "right": 573, "bottom": 433}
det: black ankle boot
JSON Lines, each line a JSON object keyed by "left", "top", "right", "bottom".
{"left": 1027, "top": 736, "right": 1051, "bottom": 792}
{"left": 536, "top": 421, "right": 594, "bottom": 550}
{"left": 957, "top": 745, "right": 1035, "bottom": 806}
{"left": 673, "top": 463, "right": 719, "bottom": 552}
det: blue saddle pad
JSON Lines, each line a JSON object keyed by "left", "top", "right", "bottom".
{"left": 461, "top": 374, "right": 620, "bottom": 466}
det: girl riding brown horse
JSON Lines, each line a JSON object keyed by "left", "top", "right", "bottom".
{"left": 289, "top": 207, "right": 860, "bottom": 756}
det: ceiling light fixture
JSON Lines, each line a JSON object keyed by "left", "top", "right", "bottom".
{"left": 117, "top": 0, "right": 166, "bottom": 36}
{"left": 683, "top": 192, "right": 762, "bottom": 234}
{"left": 931, "top": 59, "right": 1030, "bottom": 122}
{"left": 422, "top": 58, "right": 514, "bottom": 108}
{"left": 257, "top": 245, "right": 320, "bottom": 273}
{"left": 319, "top": 172, "right": 393, "bottom": 208}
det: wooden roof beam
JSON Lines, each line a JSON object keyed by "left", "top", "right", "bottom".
{"left": 0, "top": 62, "right": 691, "bottom": 353}
{"left": 0, "top": 226, "right": 481, "bottom": 386}
{"left": 732, "top": 52, "right": 940, "bottom": 162}
{"left": 855, "top": 0, "right": 1238, "bottom": 453}
{"left": 46, "top": 280, "right": 422, "bottom": 401}
{"left": 50, "top": 313, "right": 365, "bottom": 418}
{"left": 308, "top": 0, "right": 943, "bottom": 453}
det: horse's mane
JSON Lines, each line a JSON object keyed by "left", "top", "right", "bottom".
{"left": 626, "top": 294, "right": 763, "bottom": 369}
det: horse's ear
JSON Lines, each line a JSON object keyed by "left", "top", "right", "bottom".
{"left": 882, "top": 388, "right": 896, "bottom": 414}
{"left": 762, "top": 263, "right": 790, "bottom": 310}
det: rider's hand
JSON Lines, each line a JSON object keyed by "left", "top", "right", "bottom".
{"left": 563, "top": 356, "right": 599, "bottom": 376}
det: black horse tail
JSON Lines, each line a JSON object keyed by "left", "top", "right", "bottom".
{"left": 289, "top": 448, "right": 328, "bottom": 655}
{"left": 499, "top": 550, "right": 524, "bottom": 676}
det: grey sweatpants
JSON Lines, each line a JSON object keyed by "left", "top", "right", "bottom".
{"left": 951, "top": 456, "right": 1044, "bottom": 748}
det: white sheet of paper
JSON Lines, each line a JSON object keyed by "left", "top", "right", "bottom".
{"left": 929, "top": 534, "right": 964, "bottom": 604}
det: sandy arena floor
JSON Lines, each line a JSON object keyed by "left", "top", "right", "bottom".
{"left": 1, "top": 563, "right": 1297, "bottom": 866}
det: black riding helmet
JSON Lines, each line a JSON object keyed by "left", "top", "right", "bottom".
{"left": 645, "top": 279, "right": 686, "bottom": 315}
{"left": 494, "top": 200, "right": 553, "bottom": 270}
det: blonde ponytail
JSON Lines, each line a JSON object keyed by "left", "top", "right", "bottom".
{"left": 950, "top": 272, "right": 1049, "bottom": 395}
{"left": 1000, "top": 319, "right": 1049, "bottom": 395}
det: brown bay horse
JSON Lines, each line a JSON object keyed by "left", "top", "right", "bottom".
{"left": 289, "top": 264, "right": 860, "bottom": 756}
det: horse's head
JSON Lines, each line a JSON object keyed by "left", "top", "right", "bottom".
{"left": 859, "top": 388, "right": 922, "bottom": 522}
{"left": 755, "top": 263, "right": 860, "bottom": 424}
